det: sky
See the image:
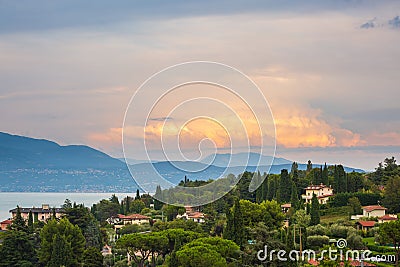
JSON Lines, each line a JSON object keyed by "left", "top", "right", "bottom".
{"left": 0, "top": 0, "right": 399, "bottom": 171}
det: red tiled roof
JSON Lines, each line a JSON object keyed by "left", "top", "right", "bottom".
{"left": 362, "top": 205, "right": 387, "bottom": 212}
{"left": 357, "top": 221, "right": 376, "bottom": 227}
{"left": 308, "top": 259, "right": 319, "bottom": 266}
{"left": 0, "top": 219, "right": 12, "bottom": 225}
{"left": 348, "top": 260, "right": 376, "bottom": 266}
{"left": 281, "top": 203, "right": 292, "bottom": 208}
{"left": 117, "top": 214, "right": 149, "bottom": 220}
{"left": 379, "top": 215, "right": 397, "bottom": 221}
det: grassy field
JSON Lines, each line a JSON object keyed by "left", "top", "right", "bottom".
{"left": 320, "top": 214, "right": 349, "bottom": 224}
{"left": 363, "top": 237, "right": 375, "bottom": 246}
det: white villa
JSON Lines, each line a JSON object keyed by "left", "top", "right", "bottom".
{"left": 301, "top": 183, "right": 334, "bottom": 204}
{"left": 107, "top": 214, "right": 150, "bottom": 228}
{"left": 176, "top": 206, "right": 205, "bottom": 223}
{"left": 362, "top": 205, "right": 387, "bottom": 218}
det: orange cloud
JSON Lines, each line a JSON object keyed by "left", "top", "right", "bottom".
{"left": 273, "top": 106, "right": 363, "bottom": 148}
{"left": 87, "top": 127, "right": 122, "bottom": 145}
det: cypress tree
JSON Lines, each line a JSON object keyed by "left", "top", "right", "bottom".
{"left": 223, "top": 208, "right": 234, "bottom": 241}
{"left": 333, "top": 165, "right": 339, "bottom": 193}
{"left": 310, "top": 194, "right": 320, "bottom": 226}
{"left": 125, "top": 196, "right": 131, "bottom": 214}
{"left": 306, "top": 160, "right": 313, "bottom": 173}
{"left": 154, "top": 185, "right": 163, "bottom": 210}
{"left": 232, "top": 198, "right": 245, "bottom": 248}
{"left": 290, "top": 182, "right": 299, "bottom": 210}
{"left": 28, "top": 210, "right": 34, "bottom": 233}
{"left": 279, "top": 169, "right": 292, "bottom": 203}
{"left": 52, "top": 207, "right": 57, "bottom": 220}
{"left": 261, "top": 174, "right": 269, "bottom": 202}
{"left": 338, "top": 165, "right": 348, "bottom": 192}
{"left": 267, "top": 177, "right": 275, "bottom": 201}
{"left": 119, "top": 202, "right": 125, "bottom": 214}
{"left": 322, "top": 163, "right": 329, "bottom": 185}
{"left": 135, "top": 189, "right": 140, "bottom": 200}
{"left": 255, "top": 172, "right": 263, "bottom": 203}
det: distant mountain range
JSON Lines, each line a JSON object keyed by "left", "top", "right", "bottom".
{"left": 200, "top": 152, "right": 292, "bottom": 167}
{"left": 0, "top": 132, "right": 364, "bottom": 192}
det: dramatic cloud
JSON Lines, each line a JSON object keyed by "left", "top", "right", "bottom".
{"left": 1, "top": 0, "right": 400, "bottom": 170}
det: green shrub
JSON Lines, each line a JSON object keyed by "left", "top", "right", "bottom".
{"left": 329, "top": 223, "right": 350, "bottom": 238}
{"left": 307, "top": 224, "right": 327, "bottom": 236}
{"left": 307, "top": 235, "right": 330, "bottom": 249}
{"left": 366, "top": 244, "right": 396, "bottom": 253}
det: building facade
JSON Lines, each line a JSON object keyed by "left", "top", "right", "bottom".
{"left": 9, "top": 204, "right": 63, "bottom": 222}
{"left": 301, "top": 184, "right": 334, "bottom": 204}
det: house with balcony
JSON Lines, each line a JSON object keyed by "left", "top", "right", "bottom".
{"left": 9, "top": 204, "right": 63, "bottom": 223}
{"left": 301, "top": 183, "right": 334, "bottom": 204}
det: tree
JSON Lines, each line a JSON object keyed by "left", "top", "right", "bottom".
{"left": 348, "top": 197, "right": 362, "bottom": 215}
{"left": 267, "top": 175, "right": 278, "bottom": 200}
{"left": 39, "top": 218, "right": 85, "bottom": 266}
{"left": 116, "top": 232, "right": 168, "bottom": 267}
{"left": 279, "top": 169, "right": 292, "bottom": 203}
{"left": 82, "top": 247, "right": 103, "bottom": 267}
{"left": 119, "top": 224, "right": 140, "bottom": 235}
{"left": 293, "top": 209, "right": 310, "bottom": 227}
{"left": 307, "top": 160, "right": 313, "bottom": 173}
{"left": 28, "top": 210, "right": 34, "bottom": 233}
{"left": 163, "top": 205, "right": 185, "bottom": 222}
{"left": 232, "top": 198, "right": 245, "bottom": 248}
{"left": 63, "top": 199, "right": 72, "bottom": 209}
{"left": 109, "top": 194, "right": 120, "bottom": 205}
{"left": 223, "top": 208, "right": 234, "bottom": 241}
{"left": 64, "top": 203, "right": 102, "bottom": 248}
{"left": 310, "top": 194, "right": 320, "bottom": 226}
{"left": 124, "top": 196, "right": 132, "bottom": 214}
{"left": 130, "top": 199, "right": 146, "bottom": 214}
{"left": 48, "top": 234, "right": 73, "bottom": 267}
{"left": 176, "top": 237, "right": 239, "bottom": 266}
{"left": 154, "top": 185, "right": 164, "bottom": 210}
{"left": 322, "top": 163, "right": 329, "bottom": 185}
{"left": 383, "top": 175, "right": 400, "bottom": 213}
{"left": 290, "top": 182, "right": 300, "bottom": 210}
{"left": 176, "top": 243, "right": 227, "bottom": 267}
{"left": 347, "top": 171, "right": 364, "bottom": 193}
{"left": 10, "top": 206, "right": 28, "bottom": 232}
{"left": 334, "top": 165, "right": 347, "bottom": 193}
{"left": 135, "top": 189, "right": 141, "bottom": 200}
{"left": 379, "top": 220, "right": 400, "bottom": 266}
{"left": 92, "top": 199, "right": 120, "bottom": 222}
{"left": 261, "top": 174, "right": 269, "bottom": 202}
{"left": 0, "top": 230, "right": 37, "bottom": 267}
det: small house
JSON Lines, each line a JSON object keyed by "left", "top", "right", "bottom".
{"left": 362, "top": 205, "right": 386, "bottom": 218}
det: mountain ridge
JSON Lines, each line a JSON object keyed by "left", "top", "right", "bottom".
{"left": 0, "top": 132, "right": 365, "bottom": 192}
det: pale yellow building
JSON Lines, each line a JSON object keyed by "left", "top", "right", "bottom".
{"left": 301, "top": 183, "right": 334, "bottom": 205}
{"left": 9, "top": 204, "right": 63, "bottom": 222}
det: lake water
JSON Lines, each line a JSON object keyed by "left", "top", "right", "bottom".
{"left": 0, "top": 192, "right": 133, "bottom": 221}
